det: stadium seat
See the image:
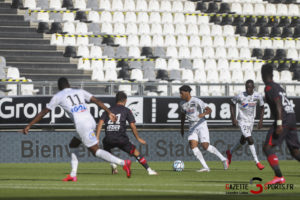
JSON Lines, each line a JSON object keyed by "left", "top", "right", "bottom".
{"left": 126, "top": 23, "right": 138, "bottom": 35}
{"left": 155, "top": 58, "right": 167, "bottom": 70}
{"left": 189, "top": 35, "right": 201, "bottom": 47}
{"left": 177, "top": 35, "right": 188, "bottom": 46}
{"left": 152, "top": 35, "right": 164, "bottom": 47}
{"left": 136, "top": 0, "right": 148, "bottom": 11}
{"left": 99, "top": 0, "right": 110, "bottom": 10}
{"left": 74, "top": 0, "right": 86, "bottom": 9}
{"left": 194, "top": 68, "right": 207, "bottom": 83}
{"left": 167, "top": 58, "right": 180, "bottom": 70}
{"left": 111, "top": 0, "right": 123, "bottom": 11}
{"left": 148, "top": 0, "right": 159, "bottom": 11}
{"left": 104, "top": 69, "right": 118, "bottom": 81}
{"left": 137, "top": 12, "right": 149, "bottom": 23}
{"left": 174, "top": 13, "right": 185, "bottom": 24}
{"left": 149, "top": 12, "right": 161, "bottom": 23}
{"left": 78, "top": 58, "right": 90, "bottom": 70}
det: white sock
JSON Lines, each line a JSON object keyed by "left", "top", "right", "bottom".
{"left": 95, "top": 149, "right": 125, "bottom": 166}
{"left": 230, "top": 142, "right": 242, "bottom": 154}
{"left": 207, "top": 145, "right": 226, "bottom": 161}
{"left": 110, "top": 163, "right": 117, "bottom": 169}
{"left": 249, "top": 144, "right": 259, "bottom": 163}
{"left": 70, "top": 148, "right": 79, "bottom": 177}
{"left": 192, "top": 148, "right": 209, "bottom": 169}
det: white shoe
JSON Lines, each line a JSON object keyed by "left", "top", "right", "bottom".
{"left": 147, "top": 168, "right": 158, "bottom": 175}
{"left": 223, "top": 159, "right": 229, "bottom": 170}
{"left": 196, "top": 168, "right": 210, "bottom": 172}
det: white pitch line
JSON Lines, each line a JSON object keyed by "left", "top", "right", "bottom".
{"left": 0, "top": 183, "right": 226, "bottom": 187}
{"left": 0, "top": 185, "right": 225, "bottom": 195}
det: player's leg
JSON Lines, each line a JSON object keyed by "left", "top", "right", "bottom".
{"left": 102, "top": 137, "right": 118, "bottom": 174}
{"left": 188, "top": 129, "right": 210, "bottom": 172}
{"left": 63, "top": 137, "right": 82, "bottom": 182}
{"left": 226, "top": 135, "right": 246, "bottom": 164}
{"left": 199, "top": 124, "right": 228, "bottom": 170}
{"left": 78, "top": 123, "right": 131, "bottom": 178}
{"left": 263, "top": 126, "right": 286, "bottom": 185}
{"left": 132, "top": 148, "right": 157, "bottom": 175}
{"left": 88, "top": 145, "right": 132, "bottom": 178}
{"left": 246, "top": 136, "right": 264, "bottom": 170}
{"left": 286, "top": 127, "right": 300, "bottom": 161}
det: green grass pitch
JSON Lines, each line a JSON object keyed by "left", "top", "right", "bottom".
{"left": 0, "top": 161, "right": 299, "bottom": 200}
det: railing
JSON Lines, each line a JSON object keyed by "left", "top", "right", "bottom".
{"left": 1, "top": 81, "right": 300, "bottom": 96}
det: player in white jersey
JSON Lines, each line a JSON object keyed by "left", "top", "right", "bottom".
{"left": 226, "top": 79, "right": 265, "bottom": 170}
{"left": 22, "top": 77, "right": 132, "bottom": 180}
{"left": 179, "top": 85, "right": 229, "bottom": 172}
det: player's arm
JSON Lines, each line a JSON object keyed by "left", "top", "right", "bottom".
{"left": 180, "top": 112, "right": 185, "bottom": 137}
{"left": 130, "top": 122, "right": 146, "bottom": 145}
{"left": 230, "top": 103, "right": 238, "bottom": 126}
{"left": 22, "top": 108, "right": 50, "bottom": 135}
{"left": 96, "top": 119, "right": 104, "bottom": 142}
{"left": 274, "top": 97, "right": 283, "bottom": 135}
{"left": 257, "top": 105, "right": 264, "bottom": 129}
{"left": 198, "top": 106, "right": 211, "bottom": 118}
{"left": 90, "top": 96, "right": 116, "bottom": 122}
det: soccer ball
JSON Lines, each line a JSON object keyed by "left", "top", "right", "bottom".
{"left": 173, "top": 160, "right": 184, "bottom": 172}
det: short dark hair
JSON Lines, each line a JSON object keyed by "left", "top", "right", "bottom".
{"left": 57, "top": 77, "right": 70, "bottom": 90}
{"left": 179, "top": 85, "right": 192, "bottom": 93}
{"left": 261, "top": 63, "right": 274, "bottom": 79}
{"left": 245, "top": 79, "right": 254, "bottom": 86}
{"left": 116, "top": 91, "right": 127, "bottom": 103}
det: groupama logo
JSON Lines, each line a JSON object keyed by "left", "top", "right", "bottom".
{"left": 249, "top": 177, "right": 263, "bottom": 194}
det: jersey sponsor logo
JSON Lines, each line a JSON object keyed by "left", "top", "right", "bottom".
{"left": 89, "top": 132, "right": 97, "bottom": 140}
{"left": 71, "top": 104, "right": 87, "bottom": 113}
{"left": 242, "top": 103, "right": 248, "bottom": 108}
{"left": 107, "top": 125, "right": 120, "bottom": 131}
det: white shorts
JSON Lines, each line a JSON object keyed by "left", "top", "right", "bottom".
{"left": 75, "top": 120, "right": 98, "bottom": 148}
{"left": 188, "top": 121, "right": 210, "bottom": 143}
{"left": 238, "top": 122, "right": 254, "bottom": 138}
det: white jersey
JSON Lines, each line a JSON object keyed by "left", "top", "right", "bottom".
{"left": 180, "top": 97, "right": 208, "bottom": 128}
{"left": 231, "top": 91, "right": 264, "bottom": 124}
{"left": 46, "top": 88, "right": 95, "bottom": 125}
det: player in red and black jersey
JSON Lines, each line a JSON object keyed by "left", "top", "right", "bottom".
{"left": 96, "top": 91, "right": 157, "bottom": 175}
{"left": 261, "top": 64, "right": 300, "bottom": 185}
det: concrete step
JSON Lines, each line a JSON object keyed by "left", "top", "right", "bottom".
{"left": 0, "top": 32, "right": 43, "bottom": 38}
{"left": 5, "top": 56, "right": 70, "bottom": 63}
{"left": 7, "top": 62, "right": 78, "bottom": 69}
{"left": 0, "top": 26, "right": 36, "bottom": 32}
{"left": 0, "top": 14, "right": 24, "bottom": 21}
{"left": 0, "top": 3, "right": 12, "bottom": 8}
{"left": 0, "top": 21, "right": 30, "bottom": 26}
{"left": 0, "top": 38, "right": 49, "bottom": 45}
{"left": 0, "top": 50, "right": 63, "bottom": 57}
{"left": 19, "top": 68, "right": 90, "bottom": 75}
{"left": 23, "top": 74, "right": 92, "bottom": 81}
{"left": 0, "top": 44, "right": 56, "bottom": 50}
{"left": 0, "top": 8, "right": 17, "bottom": 14}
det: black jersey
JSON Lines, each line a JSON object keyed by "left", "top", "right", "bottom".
{"left": 100, "top": 105, "right": 135, "bottom": 136}
{"left": 264, "top": 81, "right": 295, "bottom": 123}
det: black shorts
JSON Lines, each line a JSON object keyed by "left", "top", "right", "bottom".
{"left": 102, "top": 134, "right": 136, "bottom": 155}
{"left": 264, "top": 115, "right": 300, "bottom": 150}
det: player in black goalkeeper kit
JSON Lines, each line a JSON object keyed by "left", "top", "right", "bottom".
{"left": 96, "top": 91, "right": 157, "bottom": 175}
{"left": 261, "top": 64, "right": 300, "bottom": 185}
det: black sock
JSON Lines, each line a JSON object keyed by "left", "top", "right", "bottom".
{"left": 135, "top": 155, "right": 149, "bottom": 170}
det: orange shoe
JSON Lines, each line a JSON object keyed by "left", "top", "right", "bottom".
{"left": 62, "top": 174, "right": 77, "bottom": 182}
{"left": 123, "top": 160, "right": 131, "bottom": 178}
{"left": 256, "top": 162, "right": 265, "bottom": 170}
{"left": 226, "top": 150, "right": 232, "bottom": 164}
{"left": 265, "top": 176, "right": 285, "bottom": 186}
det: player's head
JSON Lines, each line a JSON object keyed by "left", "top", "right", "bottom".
{"left": 116, "top": 91, "right": 127, "bottom": 104}
{"left": 58, "top": 77, "right": 70, "bottom": 90}
{"left": 245, "top": 79, "right": 254, "bottom": 95}
{"left": 261, "top": 63, "right": 274, "bottom": 84}
{"left": 179, "top": 85, "right": 192, "bottom": 100}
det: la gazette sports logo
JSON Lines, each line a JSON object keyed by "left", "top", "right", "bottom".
{"left": 225, "top": 177, "right": 294, "bottom": 195}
